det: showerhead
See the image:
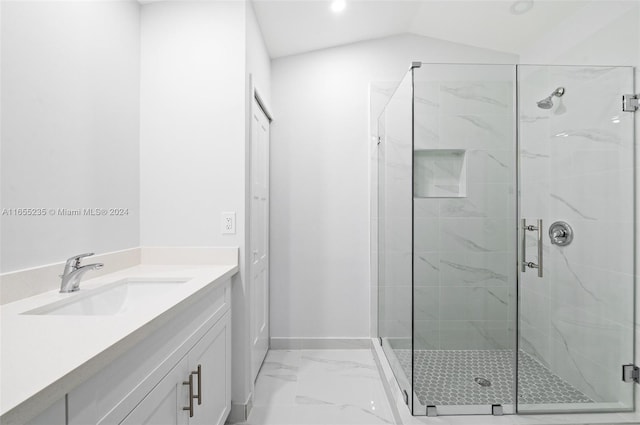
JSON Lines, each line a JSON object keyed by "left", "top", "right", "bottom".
{"left": 536, "top": 87, "right": 565, "bottom": 109}
{"left": 536, "top": 97, "right": 554, "bottom": 109}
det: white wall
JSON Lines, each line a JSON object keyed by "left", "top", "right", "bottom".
{"left": 140, "top": 1, "right": 245, "bottom": 249}
{"left": 0, "top": 0, "right": 140, "bottom": 273}
{"left": 270, "top": 34, "right": 517, "bottom": 340}
{"left": 140, "top": 0, "right": 271, "bottom": 413}
{"left": 518, "top": 1, "right": 638, "bottom": 66}
{"left": 246, "top": 1, "right": 271, "bottom": 107}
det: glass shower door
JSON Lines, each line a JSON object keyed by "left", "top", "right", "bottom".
{"left": 517, "top": 65, "right": 635, "bottom": 413}
{"left": 411, "top": 63, "right": 518, "bottom": 416}
{"left": 378, "top": 70, "right": 414, "bottom": 412}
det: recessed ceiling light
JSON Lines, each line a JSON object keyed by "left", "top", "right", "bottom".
{"left": 510, "top": 0, "right": 534, "bottom": 15}
{"left": 331, "top": 0, "right": 346, "bottom": 13}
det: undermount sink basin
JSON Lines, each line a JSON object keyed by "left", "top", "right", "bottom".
{"left": 22, "top": 278, "right": 190, "bottom": 316}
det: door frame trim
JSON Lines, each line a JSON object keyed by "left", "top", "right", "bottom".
{"left": 248, "top": 75, "right": 273, "bottom": 388}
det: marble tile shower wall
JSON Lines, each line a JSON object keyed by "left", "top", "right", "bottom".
{"left": 412, "top": 74, "right": 517, "bottom": 352}
{"left": 519, "top": 66, "right": 635, "bottom": 407}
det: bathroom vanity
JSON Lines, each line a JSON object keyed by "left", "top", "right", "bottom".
{"left": 0, "top": 249, "right": 237, "bottom": 425}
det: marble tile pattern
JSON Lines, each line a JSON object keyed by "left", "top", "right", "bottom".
{"left": 518, "top": 65, "right": 635, "bottom": 408}
{"left": 240, "top": 350, "right": 395, "bottom": 425}
{"left": 411, "top": 65, "right": 518, "bottom": 355}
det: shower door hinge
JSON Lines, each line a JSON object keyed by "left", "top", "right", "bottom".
{"left": 403, "top": 390, "right": 409, "bottom": 406}
{"left": 622, "top": 94, "right": 639, "bottom": 112}
{"left": 378, "top": 337, "right": 382, "bottom": 346}
{"left": 622, "top": 364, "right": 640, "bottom": 383}
{"left": 377, "top": 136, "right": 381, "bottom": 145}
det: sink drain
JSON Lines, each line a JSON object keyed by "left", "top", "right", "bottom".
{"left": 474, "top": 377, "right": 491, "bottom": 387}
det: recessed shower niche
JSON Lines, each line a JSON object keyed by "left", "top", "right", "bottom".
{"left": 413, "top": 149, "right": 467, "bottom": 198}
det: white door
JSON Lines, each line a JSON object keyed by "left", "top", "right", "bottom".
{"left": 250, "top": 97, "right": 270, "bottom": 382}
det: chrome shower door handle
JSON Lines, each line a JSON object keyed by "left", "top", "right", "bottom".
{"left": 521, "top": 219, "right": 543, "bottom": 278}
{"left": 521, "top": 219, "right": 526, "bottom": 273}
{"left": 536, "top": 219, "right": 543, "bottom": 278}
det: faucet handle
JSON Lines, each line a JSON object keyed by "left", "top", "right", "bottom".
{"left": 68, "top": 252, "right": 95, "bottom": 262}
{"left": 63, "top": 252, "right": 95, "bottom": 273}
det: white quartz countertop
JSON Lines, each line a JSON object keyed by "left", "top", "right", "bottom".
{"left": 0, "top": 263, "right": 237, "bottom": 422}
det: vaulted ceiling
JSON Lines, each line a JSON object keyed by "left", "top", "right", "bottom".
{"left": 252, "top": 0, "right": 610, "bottom": 58}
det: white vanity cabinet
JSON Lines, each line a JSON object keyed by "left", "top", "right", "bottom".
{"left": 121, "top": 312, "right": 230, "bottom": 425}
{"left": 67, "top": 279, "right": 231, "bottom": 425}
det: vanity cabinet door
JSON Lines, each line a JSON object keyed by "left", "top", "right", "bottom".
{"left": 119, "top": 358, "right": 190, "bottom": 425}
{"left": 188, "top": 311, "right": 231, "bottom": 425}
{"left": 119, "top": 311, "right": 231, "bottom": 425}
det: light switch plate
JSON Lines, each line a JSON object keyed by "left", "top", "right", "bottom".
{"left": 221, "top": 212, "right": 236, "bottom": 234}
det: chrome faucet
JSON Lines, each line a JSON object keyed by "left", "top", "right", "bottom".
{"left": 60, "top": 253, "right": 104, "bottom": 293}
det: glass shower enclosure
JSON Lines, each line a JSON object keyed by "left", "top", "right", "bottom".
{"left": 377, "top": 63, "right": 635, "bottom": 416}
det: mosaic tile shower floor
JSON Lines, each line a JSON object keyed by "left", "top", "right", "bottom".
{"left": 395, "top": 349, "right": 593, "bottom": 406}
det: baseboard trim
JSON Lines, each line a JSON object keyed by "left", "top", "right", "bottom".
{"left": 228, "top": 395, "right": 253, "bottom": 424}
{"left": 270, "top": 337, "right": 371, "bottom": 350}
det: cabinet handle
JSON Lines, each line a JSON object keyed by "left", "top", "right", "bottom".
{"left": 182, "top": 374, "right": 194, "bottom": 417}
{"left": 194, "top": 364, "right": 202, "bottom": 405}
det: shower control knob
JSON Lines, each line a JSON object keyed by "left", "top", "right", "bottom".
{"left": 549, "top": 221, "right": 573, "bottom": 246}
{"left": 552, "top": 228, "right": 566, "bottom": 238}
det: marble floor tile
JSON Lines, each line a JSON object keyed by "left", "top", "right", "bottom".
{"left": 297, "top": 350, "right": 379, "bottom": 376}
{"left": 260, "top": 350, "right": 302, "bottom": 376}
{"left": 296, "top": 373, "right": 392, "bottom": 417}
{"left": 245, "top": 405, "right": 394, "bottom": 425}
{"left": 245, "top": 348, "right": 640, "bottom": 425}
{"left": 253, "top": 372, "right": 299, "bottom": 406}
{"left": 242, "top": 349, "right": 395, "bottom": 425}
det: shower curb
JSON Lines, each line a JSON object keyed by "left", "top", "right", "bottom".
{"left": 371, "top": 339, "right": 408, "bottom": 425}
